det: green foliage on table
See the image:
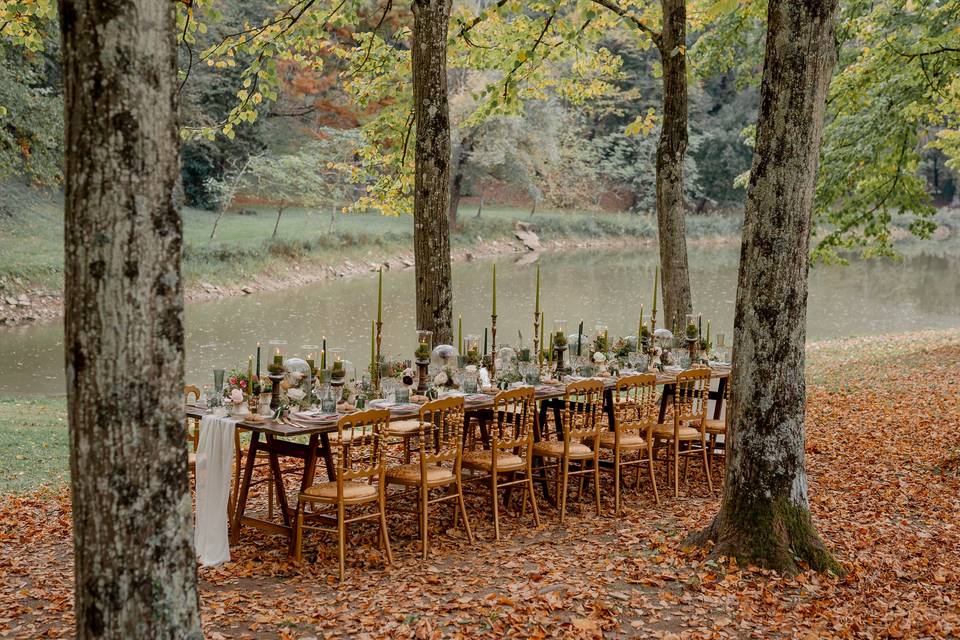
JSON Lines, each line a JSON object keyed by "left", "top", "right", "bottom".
{"left": 593, "top": 334, "right": 609, "bottom": 354}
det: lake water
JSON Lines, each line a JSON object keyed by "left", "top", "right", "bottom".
{"left": 2, "top": 245, "right": 959, "bottom": 396}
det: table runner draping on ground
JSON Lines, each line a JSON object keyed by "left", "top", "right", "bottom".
{"left": 195, "top": 414, "right": 237, "bottom": 566}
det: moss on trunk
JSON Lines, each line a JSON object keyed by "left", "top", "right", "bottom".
{"left": 687, "top": 497, "right": 843, "bottom": 576}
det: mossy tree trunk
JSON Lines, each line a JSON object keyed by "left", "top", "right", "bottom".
{"left": 655, "top": 0, "right": 693, "bottom": 330}
{"left": 60, "top": 0, "right": 202, "bottom": 636}
{"left": 412, "top": 0, "right": 454, "bottom": 345}
{"left": 686, "top": 0, "right": 843, "bottom": 575}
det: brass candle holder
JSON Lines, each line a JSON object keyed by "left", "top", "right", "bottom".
{"left": 268, "top": 373, "right": 285, "bottom": 411}
{"left": 490, "top": 314, "right": 497, "bottom": 377}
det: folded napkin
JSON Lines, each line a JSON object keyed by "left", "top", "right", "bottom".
{"left": 195, "top": 415, "right": 237, "bottom": 567}
{"left": 291, "top": 410, "right": 339, "bottom": 423}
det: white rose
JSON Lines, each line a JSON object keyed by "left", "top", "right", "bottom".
{"left": 434, "top": 372, "right": 448, "bottom": 386}
{"left": 287, "top": 388, "right": 306, "bottom": 401}
{"left": 229, "top": 389, "right": 244, "bottom": 404}
{"left": 593, "top": 352, "right": 607, "bottom": 363}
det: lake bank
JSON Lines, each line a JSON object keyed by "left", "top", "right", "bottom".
{"left": 0, "top": 200, "right": 743, "bottom": 328}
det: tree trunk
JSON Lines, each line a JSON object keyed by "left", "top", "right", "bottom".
{"left": 449, "top": 131, "right": 476, "bottom": 231}
{"left": 59, "top": 1, "right": 202, "bottom": 637}
{"left": 655, "top": 0, "right": 692, "bottom": 331}
{"left": 412, "top": 0, "right": 454, "bottom": 344}
{"left": 686, "top": 0, "right": 842, "bottom": 576}
{"left": 475, "top": 190, "right": 484, "bottom": 218}
{"left": 272, "top": 201, "right": 286, "bottom": 238}
{"left": 209, "top": 208, "right": 225, "bottom": 241}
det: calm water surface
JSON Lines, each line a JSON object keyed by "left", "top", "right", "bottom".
{"left": 2, "top": 245, "right": 958, "bottom": 396}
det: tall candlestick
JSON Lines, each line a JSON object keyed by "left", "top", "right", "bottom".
{"left": 377, "top": 266, "right": 383, "bottom": 325}
{"left": 577, "top": 319, "right": 583, "bottom": 356}
{"left": 652, "top": 265, "right": 659, "bottom": 320}
{"left": 534, "top": 263, "right": 541, "bottom": 315}
{"left": 321, "top": 336, "right": 327, "bottom": 370}
{"left": 698, "top": 313, "right": 702, "bottom": 340}
{"left": 255, "top": 342, "right": 261, "bottom": 379}
{"left": 483, "top": 327, "right": 488, "bottom": 355}
{"left": 706, "top": 320, "right": 711, "bottom": 348}
{"left": 370, "top": 320, "right": 375, "bottom": 376}
{"left": 247, "top": 355, "right": 253, "bottom": 396}
{"left": 458, "top": 315, "right": 463, "bottom": 354}
{"left": 539, "top": 312, "right": 545, "bottom": 365}
{"left": 492, "top": 263, "right": 497, "bottom": 316}
{"left": 638, "top": 305, "right": 644, "bottom": 344}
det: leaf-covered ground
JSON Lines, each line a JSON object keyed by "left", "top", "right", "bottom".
{"left": 1, "top": 331, "right": 958, "bottom": 638}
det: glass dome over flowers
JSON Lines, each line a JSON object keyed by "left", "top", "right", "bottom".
{"left": 430, "top": 344, "right": 459, "bottom": 369}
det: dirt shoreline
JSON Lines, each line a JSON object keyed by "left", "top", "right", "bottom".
{"left": 0, "top": 234, "right": 739, "bottom": 329}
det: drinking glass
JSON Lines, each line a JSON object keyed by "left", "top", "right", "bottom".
{"left": 395, "top": 386, "right": 411, "bottom": 403}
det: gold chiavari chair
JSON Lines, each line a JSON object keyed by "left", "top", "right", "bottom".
{"left": 704, "top": 376, "right": 729, "bottom": 485}
{"left": 531, "top": 379, "right": 604, "bottom": 523}
{"left": 385, "top": 396, "right": 474, "bottom": 559}
{"left": 588, "top": 374, "right": 660, "bottom": 512}
{"left": 292, "top": 409, "right": 393, "bottom": 580}
{"left": 462, "top": 387, "right": 541, "bottom": 540}
{"left": 651, "top": 367, "right": 714, "bottom": 498}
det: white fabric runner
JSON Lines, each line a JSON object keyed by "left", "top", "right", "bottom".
{"left": 194, "top": 415, "right": 237, "bottom": 566}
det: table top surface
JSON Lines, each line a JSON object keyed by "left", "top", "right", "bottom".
{"left": 186, "top": 366, "right": 730, "bottom": 437}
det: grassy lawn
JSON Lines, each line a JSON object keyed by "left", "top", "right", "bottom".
{"left": 0, "top": 396, "right": 68, "bottom": 493}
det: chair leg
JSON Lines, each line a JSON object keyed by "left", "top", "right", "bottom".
{"left": 702, "top": 437, "right": 714, "bottom": 495}
{"left": 420, "top": 484, "right": 430, "bottom": 560}
{"left": 292, "top": 501, "right": 304, "bottom": 562}
{"left": 491, "top": 472, "right": 501, "bottom": 541}
{"left": 527, "top": 472, "right": 541, "bottom": 527}
{"left": 456, "top": 477, "right": 474, "bottom": 544}
{"left": 647, "top": 447, "right": 660, "bottom": 505}
{"left": 673, "top": 440, "right": 680, "bottom": 498}
{"left": 337, "top": 501, "right": 347, "bottom": 581}
{"left": 559, "top": 458, "right": 569, "bottom": 524}
{"left": 593, "top": 457, "right": 602, "bottom": 516}
{"left": 614, "top": 450, "right": 622, "bottom": 516}
{"left": 379, "top": 489, "right": 393, "bottom": 566}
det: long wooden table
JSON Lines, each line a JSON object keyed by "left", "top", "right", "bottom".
{"left": 187, "top": 366, "right": 730, "bottom": 549}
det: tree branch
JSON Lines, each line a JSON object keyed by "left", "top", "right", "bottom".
{"left": 588, "top": 0, "right": 661, "bottom": 49}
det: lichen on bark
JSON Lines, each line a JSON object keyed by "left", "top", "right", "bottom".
{"left": 685, "top": 0, "right": 843, "bottom": 577}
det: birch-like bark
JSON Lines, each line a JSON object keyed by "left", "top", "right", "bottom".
{"left": 412, "top": 0, "right": 454, "bottom": 345}
{"left": 687, "top": 0, "right": 841, "bottom": 575}
{"left": 655, "top": 0, "right": 692, "bottom": 330}
{"left": 60, "top": 1, "right": 202, "bottom": 636}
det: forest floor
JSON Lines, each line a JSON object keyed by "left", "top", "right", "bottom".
{"left": 1, "top": 329, "right": 959, "bottom": 638}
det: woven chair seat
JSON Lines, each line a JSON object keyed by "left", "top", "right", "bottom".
{"left": 704, "top": 419, "right": 725, "bottom": 434}
{"left": 585, "top": 431, "right": 646, "bottom": 450}
{"left": 301, "top": 481, "right": 378, "bottom": 503}
{"left": 461, "top": 449, "right": 524, "bottom": 472}
{"left": 385, "top": 419, "right": 425, "bottom": 436}
{"left": 652, "top": 423, "right": 702, "bottom": 441}
{"left": 532, "top": 440, "right": 593, "bottom": 459}
{"left": 385, "top": 463, "right": 455, "bottom": 487}
{"left": 330, "top": 426, "right": 374, "bottom": 445}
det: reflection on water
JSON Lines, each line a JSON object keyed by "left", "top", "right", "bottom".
{"left": 2, "top": 245, "right": 958, "bottom": 396}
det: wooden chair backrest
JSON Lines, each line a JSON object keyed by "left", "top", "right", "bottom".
{"left": 491, "top": 387, "right": 536, "bottom": 453}
{"left": 614, "top": 373, "right": 659, "bottom": 434}
{"left": 336, "top": 409, "right": 388, "bottom": 483}
{"left": 560, "top": 379, "right": 604, "bottom": 442}
{"left": 674, "top": 368, "right": 710, "bottom": 428}
{"left": 184, "top": 385, "right": 201, "bottom": 450}
{"left": 418, "top": 396, "right": 465, "bottom": 466}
